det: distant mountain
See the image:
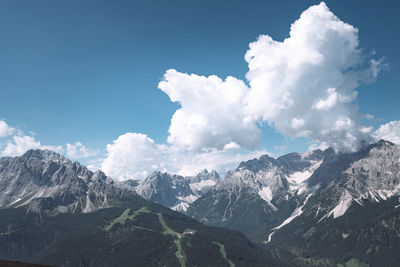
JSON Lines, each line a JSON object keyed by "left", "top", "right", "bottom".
{"left": 0, "top": 150, "right": 284, "bottom": 266}
{"left": 0, "top": 149, "right": 135, "bottom": 214}
{"left": 3, "top": 142, "right": 399, "bottom": 266}
{"left": 187, "top": 140, "right": 400, "bottom": 266}
{"left": 186, "top": 169, "right": 220, "bottom": 195}
{"left": 186, "top": 149, "right": 325, "bottom": 241}
{"left": 133, "top": 169, "right": 220, "bottom": 212}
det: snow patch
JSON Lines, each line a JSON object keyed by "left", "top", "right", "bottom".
{"left": 258, "top": 187, "right": 277, "bottom": 211}
{"left": 266, "top": 232, "right": 275, "bottom": 243}
{"left": 273, "top": 193, "right": 312, "bottom": 230}
{"left": 9, "top": 197, "right": 21, "bottom": 206}
{"left": 287, "top": 160, "right": 322, "bottom": 194}
{"left": 189, "top": 179, "right": 216, "bottom": 192}
{"left": 288, "top": 160, "right": 322, "bottom": 184}
{"left": 177, "top": 194, "right": 198, "bottom": 204}
{"left": 266, "top": 193, "right": 313, "bottom": 243}
{"left": 83, "top": 194, "right": 95, "bottom": 213}
{"left": 258, "top": 187, "right": 272, "bottom": 202}
{"left": 319, "top": 190, "right": 353, "bottom": 222}
{"left": 171, "top": 202, "right": 189, "bottom": 212}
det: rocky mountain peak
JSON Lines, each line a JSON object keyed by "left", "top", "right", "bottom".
{"left": 134, "top": 169, "right": 221, "bottom": 212}
{"left": 0, "top": 149, "right": 134, "bottom": 214}
{"left": 20, "top": 149, "right": 71, "bottom": 165}
{"left": 187, "top": 140, "right": 400, "bottom": 246}
{"left": 186, "top": 169, "right": 220, "bottom": 183}
{"left": 135, "top": 171, "right": 194, "bottom": 210}
{"left": 236, "top": 154, "right": 277, "bottom": 172}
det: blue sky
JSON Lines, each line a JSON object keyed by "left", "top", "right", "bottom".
{"left": 0, "top": 0, "right": 399, "bottom": 179}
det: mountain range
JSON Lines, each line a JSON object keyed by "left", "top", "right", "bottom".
{"left": 186, "top": 140, "right": 400, "bottom": 266}
{"left": 0, "top": 140, "right": 399, "bottom": 266}
{"left": 127, "top": 169, "right": 219, "bottom": 212}
{"left": 0, "top": 149, "right": 282, "bottom": 266}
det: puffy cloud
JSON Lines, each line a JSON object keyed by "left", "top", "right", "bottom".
{"left": 244, "top": 2, "right": 378, "bottom": 152}
{"left": 1, "top": 135, "right": 62, "bottom": 157}
{"left": 0, "top": 121, "right": 94, "bottom": 159}
{"left": 101, "top": 133, "right": 168, "bottom": 180}
{"left": 158, "top": 69, "right": 261, "bottom": 151}
{"left": 101, "top": 132, "right": 268, "bottom": 181}
{"left": 175, "top": 148, "right": 268, "bottom": 177}
{"left": 101, "top": 2, "right": 384, "bottom": 180}
{"left": 0, "top": 120, "right": 15, "bottom": 138}
{"left": 66, "top": 142, "right": 98, "bottom": 159}
{"left": 156, "top": 2, "right": 381, "bottom": 154}
{"left": 373, "top": 121, "right": 400, "bottom": 144}
{"left": 307, "top": 142, "right": 330, "bottom": 152}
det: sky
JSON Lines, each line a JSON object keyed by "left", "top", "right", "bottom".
{"left": 0, "top": 0, "right": 399, "bottom": 180}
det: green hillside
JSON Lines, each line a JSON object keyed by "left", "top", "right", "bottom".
{"left": 0, "top": 196, "right": 284, "bottom": 267}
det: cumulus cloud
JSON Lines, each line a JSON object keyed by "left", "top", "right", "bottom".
{"left": 0, "top": 121, "right": 95, "bottom": 159}
{"left": 158, "top": 69, "right": 261, "bottom": 151}
{"left": 373, "top": 121, "right": 400, "bottom": 144}
{"left": 66, "top": 142, "right": 98, "bottom": 159}
{"left": 101, "top": 133, "right": 168, "bottom": 180}
{"left": 1, "top": 135, "right": 63, "bottom": 157}
{"left": 156, "top": 2, "right": 381, "bottom": 154}
{"left": 101, "top": 132, "right": 268, "bottom": 180}
{"left": 175, "top": 148, "right": 268, "bottom": 177}
{"left": 0, "top": 120, "right": 15, "bottom": 138}
{"left": 101, "top": 2, "right": 385, "bottom": 180}
{"left": 244, "top": 2, "right": 378, "bottom": 152}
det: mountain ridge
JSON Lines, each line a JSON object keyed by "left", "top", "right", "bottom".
{"left": 186, "top": 140, "right": 400, "bottom": 265}
{"left": 0, "top": 149, "right": 284, "bottom": 267}
{"left": 0, "top": 149, "right": 135, "bottom": 214}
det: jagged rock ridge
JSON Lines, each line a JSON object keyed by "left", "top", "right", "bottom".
{"left": 0, "top": 149, "right": 135, "bottom": 214}
{"left": 187, "top": 140, "right": 400, "bottom": 245}
{"left": 133, "top": 169, "right": 220, "bottom": 212}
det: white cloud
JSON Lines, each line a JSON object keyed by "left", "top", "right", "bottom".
{"left": 307, "top": 142, "right": 330, "bottom": 152}
{"left": 223, "top": 142, "right": 241, "bottom": 150}
{"left": 101, "top": 132, "right": 268, "bottom": 181}
{"left": 243, "top": 2, "right": 379, "bottom": 152}
{"left": 373, "top": 120, "right": 400, "bottom": 144}
{"left": 101, "top": 133, "right": 168, "bottom": 180}
{"left": 291, "top": 118, "right": 305, "bottom": 129}
{"left": 0, "top": 121, "right": 94, "bottom": 159}
{"left": 1, "top": 135, "right": 63, "bottom": 157}
{"left": 158, "top": 69, "right": 261, "bottom": 151}
{"left": 102, "top": 2, "right": 385, "bottom": 180}
{"left": 175, "top": 148, "right": 268, "bottom": 177}
{"left": 0, "top": 120, "right": 15, "bottom": 138}
{"left": 311, "top": 88, "right": 353, "bottom": 111}
{"left": 365, "top": 114, "right": 374, "bottom": 120}
{"left": 156, "top": 2, "right": 381, "bottom": 154}
{"left": 1, "top": 2, "right": 385, "bottom": 182}
{"left": 66, "top": 142, "right": 98, "bottom": 159}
